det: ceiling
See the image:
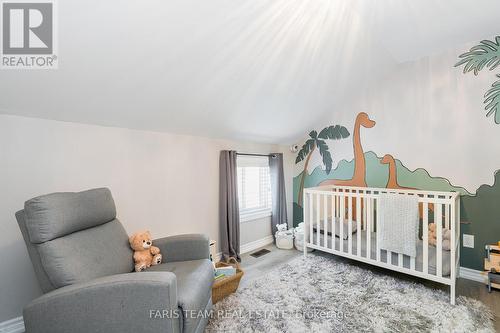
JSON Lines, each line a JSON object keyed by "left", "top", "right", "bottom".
{"left": 1, "top": 0, "right": 499, "bottom": 144}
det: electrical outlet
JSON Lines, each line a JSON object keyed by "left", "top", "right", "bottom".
{"left": 463, "top": 234, "right": 474, "bottom": 248}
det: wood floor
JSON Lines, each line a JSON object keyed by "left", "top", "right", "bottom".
{"left": 239, "top": 245, "right": 500, "bottom": 331}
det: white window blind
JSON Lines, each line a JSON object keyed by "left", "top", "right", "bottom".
{"left": 237, "top": 155, "right": 272, "bottom": 222}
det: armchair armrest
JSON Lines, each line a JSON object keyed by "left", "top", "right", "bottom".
{"left": 154, "top": 233, "right": 210, "bottom": 263}
{"left": 23, "top": 272, "right": 179, "bottom": 333}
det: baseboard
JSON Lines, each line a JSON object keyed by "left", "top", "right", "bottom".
{"left": 211, "top": 236, "right": 273, "bottom": 263}
{"left": 459, "top": 266, "right": 487, "bottom": 284}
{"left": 0, "top": 316, "right": 24, "bottom": 333}
{"left": 240, "top": 235, "right": 274, "bottom": 254}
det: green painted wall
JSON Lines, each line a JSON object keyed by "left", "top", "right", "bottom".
{"left": 461, "top": 172, "right": 500, "bottom": 270}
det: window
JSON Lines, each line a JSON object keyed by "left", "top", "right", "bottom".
{"left": 237, "top": 155, "right": 272, "bottom": 222}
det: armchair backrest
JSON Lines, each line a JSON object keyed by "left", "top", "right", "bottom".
{"left": 16, "top": 188, "right": 134, "bottom": 292}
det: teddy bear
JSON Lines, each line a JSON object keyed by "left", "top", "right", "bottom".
{"left": 129, "top": 230, "right": 163, "bottom": 272}
{"left": 428, "top": 223, "right": 451, "bottom": 251}
{"left": 276, "top": 223, "right": 288, "bottom": 232}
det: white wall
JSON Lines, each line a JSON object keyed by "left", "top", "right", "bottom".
{"left": 0, "top": 115, "right": 293, "bottom": 322}
{"left": 240, "top": 217, "right": 272, "bottom": 246}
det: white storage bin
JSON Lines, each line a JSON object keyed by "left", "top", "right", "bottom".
{"left": 294, "top": 231, "right": 304, "bottom": 251}
{"left": 294, "top": 223, "right": 313, "bottom": 252}
{"left": 275, "top": 230, "right": 294, "bottom": 250}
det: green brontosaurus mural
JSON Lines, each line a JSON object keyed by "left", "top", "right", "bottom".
{"left": 455, "top": 36, "right": 500, "bottom": 123}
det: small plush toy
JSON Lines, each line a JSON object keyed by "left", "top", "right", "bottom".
{"left": 428, "top": 223, "right": 451, "bottom": 251}
{"left": 276, "top": 223, "right": 288, "bottom": 233}
{"left": 129, "top": 230, "right": 162, "bottom": 272}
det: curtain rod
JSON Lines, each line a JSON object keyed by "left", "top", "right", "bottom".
{"left": 236, "top": 153, "right": 276, "bottom": 157}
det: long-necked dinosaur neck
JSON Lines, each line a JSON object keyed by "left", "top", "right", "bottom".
{"left": 328, "top": 112, "right": 376, "bottom": 187}
{"left": 381, "top": 154, "right": 410, "bottom": 189}
{"left": 317, "top": 113, "right": 375, "bottom": 221}
{"left": 351, "top": 115, "right": 368, "bottom": 186}
{"left": 380, "top": 154, "right": 435, "bottom": 217}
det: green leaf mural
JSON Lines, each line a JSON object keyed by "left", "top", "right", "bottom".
{"left": 455, "top": 37, "right": 500, "bottom": 75}
{"left": 295, "top": 139, "right": 314, "bottom": 164}
{"left": 455, "top": 36, "right": 500, "bottom": 123}
{"left": 295, "top": 125, "right": 350, "bottom": 207}
{"left": 318, "top": 125, "right": 350, "bottom": 140}
{"left": 485, "top": 74, "right": 500, "bottom": 123}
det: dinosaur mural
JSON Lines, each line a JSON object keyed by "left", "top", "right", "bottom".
{"left": 381, "top": 154, "right": 435, "bottom": 217}
{"left": 381, "top": 154, "right": 411, "bottom": 189}
{"left": 313, "top": 112, "right": 375, "bottom": 220}
{"left": 319, "top": 112, "right": 376, "bottom": 188}
{"left": 292, "top": 110, "right": 500, "bottom": 271}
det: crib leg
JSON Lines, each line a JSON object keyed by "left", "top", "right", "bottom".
{"left": 450, "top": 283, "right": 456, "bottom": 305}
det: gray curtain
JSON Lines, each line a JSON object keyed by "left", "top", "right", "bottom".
{"left": 219, "top": 150, "right": 241, "bottom": 262}
{"left": 269, "top": 153, "right": 288, "bottom": 242}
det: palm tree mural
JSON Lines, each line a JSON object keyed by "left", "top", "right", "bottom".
{"left": 455, "top": 36, "right": 500, "bottom": 123}
{"left": 295, "top": 125, "right": 349, "bottom": 207}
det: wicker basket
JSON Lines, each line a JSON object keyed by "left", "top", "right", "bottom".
{"left": 212, "top": 257, "right": 244, "bottom": 304}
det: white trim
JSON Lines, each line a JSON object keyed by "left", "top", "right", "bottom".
{"left": 240, "top": 235, "right": 274, "bottom": 254}
{"left": 240, "top": 209, "right": 272, "bottom": 223}
{"left": 0, "top": 316, "right": 24, "bottom": 333}
{"left": 212, "top": 235, "right": 273, "bottom": 262}
{"left": 459, "top": 266, "right": 487, "bottom": 284}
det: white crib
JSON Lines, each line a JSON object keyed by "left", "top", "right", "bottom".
{"left": 303, "top": 185, "right": 460, "bottom": 304}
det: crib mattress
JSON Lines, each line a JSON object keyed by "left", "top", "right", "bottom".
{"left": 312, "top": 229, "right": 451, "bottom": 277}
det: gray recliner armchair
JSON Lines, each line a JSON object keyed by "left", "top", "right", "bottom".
{"left": 16, "top": 188, "right": 214, "bottom": 333}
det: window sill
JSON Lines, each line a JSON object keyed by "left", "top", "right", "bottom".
{"left": 240, "top": 210, "right": 272, "bottom": 223}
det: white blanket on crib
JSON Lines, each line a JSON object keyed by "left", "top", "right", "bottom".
{"left": 378, "top": 193, "right": 419, "bottom": 257}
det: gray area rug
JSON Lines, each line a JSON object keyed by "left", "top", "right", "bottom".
{"left": 206, "top": 255, "right": 494, "bottom": 332}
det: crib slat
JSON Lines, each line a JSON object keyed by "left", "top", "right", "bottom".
{"left": 398, "top": 253, "right": 403, "bottom": 267}
{"left": 303, "top": 191, "right": 311, "bottom": 252}
{"left": 340, "top": 195, "right": 344, "bottom": 252}
{"left": 436, "top": 203, "right": 443, "bottom": 277}
{"left": 331, "top": 195, "right": 335, "bottom": 250}
{"left": 348, "top": 196, "right": 353, "bottom": 254}
{"left": 423, "top": 202, "right": 429, "bottom": 274}
{"left": 335, "top": 195, "right": 339, "bottom": 251}
{"left": 410, "top": 256, "right": 416, "bottom": 270}
{"left": 371, "top": 196, "right": 376, "bottom": 231}
{"left": 310, "top": 193, "right": 314, "bottom": 246}
{"left": 366, "top": 198, "right": 372, "bottom": 259}
{"left": 376, "top": 198, "right": 380, "bottom": 262}
{"left": 323, "top": 195, "right": 328, "bottom": 248}
{"left": 456, "top": 199, "right": 460, "bottom": 242}
{"left": 363, "top": 197, "right": 367, "bottom": 231}
{"left": 451, "top": 198, "right": 457, "bottom": 279}
{"left": 316, "top": 194, "right": 321, "bottom": 246}
{"left": 356, "top": 195, "right": 361, "bottom": 256}
{"left": 445, "top": 203, "right": 450, "bottom": 229}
